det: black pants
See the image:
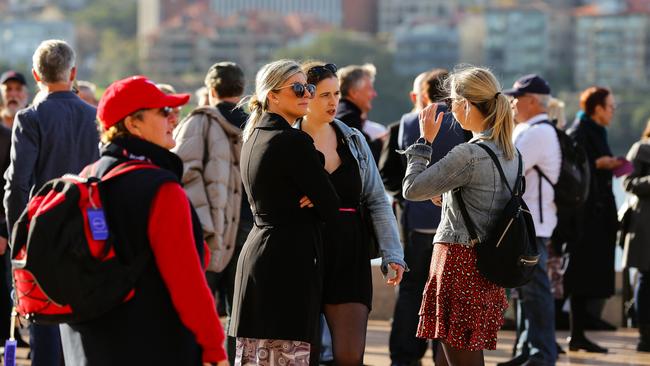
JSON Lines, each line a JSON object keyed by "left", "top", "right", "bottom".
{"left": 389, "top": 231, "right": 438, "bottom": 365}
{"left": 0, "top": 252, "right": 12, "bottom": 341}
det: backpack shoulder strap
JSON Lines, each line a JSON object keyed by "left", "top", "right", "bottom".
{"left": 100, "top": 161, "right": 158, "bottom": 182}
{"left": 533, "top": 166, "right": 553, "bottom": 185}
{"left": 453, "top": 187, "right": 480, "bottom": 245}
{"left": 529, "top": 120, "right": 557, "bottom": 186}
{"left": 475, "top": 143, "right": 522, "bottom": 196}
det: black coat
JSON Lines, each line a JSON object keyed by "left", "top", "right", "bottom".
{"left": 622, "top": 141, "right": 650, "bottom": 270}
{"left": 229, "top": 113, "right": 339, "bottom": 344}
{"left": 565, "top": 116, "right": 618, "bottom": 297}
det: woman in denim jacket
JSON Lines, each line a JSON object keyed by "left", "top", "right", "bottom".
{"left": 297, "top": 62, "right": 406, "bottom": 365}
{"left": 402, "top": 66, "right": 519, "bottom": 366}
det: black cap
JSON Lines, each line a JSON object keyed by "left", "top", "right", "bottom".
{"left": 503, "top": 74, "right": 550, "bottom": 97}
{"left": 0, "top": 70, "right": 27, "bottom": 85}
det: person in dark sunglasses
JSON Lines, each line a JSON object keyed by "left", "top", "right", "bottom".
{"left": 231, "top": 59, "right": 340, "bottom": 366}
{"left": 296, "top": 61, "right": 406, "bottom": 366}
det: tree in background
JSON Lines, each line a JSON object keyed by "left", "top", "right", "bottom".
{"left": 72, "top": 0, "right": 139, "bottom": 87}
{"left": 275, "top": 30, "right": 414, "bottom": 125}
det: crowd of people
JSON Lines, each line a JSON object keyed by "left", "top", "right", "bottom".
{"left": 0, "top": 38, "right": 648, "bottom": 366}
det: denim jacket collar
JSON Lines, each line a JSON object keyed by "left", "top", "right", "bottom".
{"left": 470, "top": 127, "right": 494, "bottom": 142}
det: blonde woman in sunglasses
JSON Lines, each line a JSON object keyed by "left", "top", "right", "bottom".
{"left": 230, "top": 60, "right": 340, "bottom": 366}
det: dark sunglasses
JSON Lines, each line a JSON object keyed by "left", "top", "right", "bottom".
{"left": 159, "top": 106, "right": 175, "bottom": 117}
{"left": 307, "top": 63, "right": 337, "bottom": 79}
{"left": 132, "top": 106, "right": 175, "bottom": 119}
{"left": 275, "top": 82, "right": 316, "bottom": 98}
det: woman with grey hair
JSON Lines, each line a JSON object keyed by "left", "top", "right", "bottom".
{"left": 229, "top": 59, "right": 340, "bottom": 365}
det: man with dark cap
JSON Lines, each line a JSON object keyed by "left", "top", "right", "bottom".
{"left": 172, "top": 61, "right": 249, "bottom": 364}
{"left": 498, "top": 74, "right": 560, "bottom": 366}
{"left": 0, "top": 70, "right": 29, "bottom": 128}
{"left": 0, "top": 70, "right": 30, "bottom": 350}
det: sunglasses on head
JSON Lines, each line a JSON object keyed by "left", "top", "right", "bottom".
{"left": 275, "top": 82, "right": 316, "bottom": 98}
{"left": 307, "top": 63, "right": 338, "bottom": 80}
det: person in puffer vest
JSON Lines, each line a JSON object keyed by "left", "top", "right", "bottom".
{"left": 173, "top": 61, "right": 249, "bottom": 363}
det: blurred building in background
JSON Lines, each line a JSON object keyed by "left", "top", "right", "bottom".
{"left": 574, "top": 3, "right": 650, "bottom": 89}
{"left": 0, "top": 19, "right": 75, "bottom": 68}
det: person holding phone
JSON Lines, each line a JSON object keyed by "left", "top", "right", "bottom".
{"left": 297, "top": 61, "right": 406, "bottom": 365}
{"left": 402, "top": 66, "right": 518, "bottom": 366}
{"left": 229, "top": 59, "right": 340, "bottom": 365}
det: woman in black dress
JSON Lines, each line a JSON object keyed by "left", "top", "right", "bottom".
{"left": 297, "top": 62, "right": 406, "bottom": 365}
{"left": 229, "top": 59, "right": 340, "bottom": 365}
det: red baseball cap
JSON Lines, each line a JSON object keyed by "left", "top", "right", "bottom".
{"left": 97, "top": 75, "right": 190, "bottom": 129}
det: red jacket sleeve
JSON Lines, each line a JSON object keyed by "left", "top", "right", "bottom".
{"left": 148, "top": 182, "right": 227, "bottom": 363}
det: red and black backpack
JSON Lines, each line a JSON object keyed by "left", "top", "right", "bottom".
{"left": 11, "top": 160, "right": 157, "bottom": 324}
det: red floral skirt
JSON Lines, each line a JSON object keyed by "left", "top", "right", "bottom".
{"left": 416, "top": 243, "right": 508, "bottom": 351}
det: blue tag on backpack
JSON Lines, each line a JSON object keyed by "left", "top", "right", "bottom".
{"left": 87, "top": 208, "right": 109, "bottom": 241}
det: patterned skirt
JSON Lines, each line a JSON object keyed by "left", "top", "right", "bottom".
{"left": 416, "top": 243, "right": 508, "bottom": 351}
{"left": 236, "top": 338, "right": 311, "bottom": 366}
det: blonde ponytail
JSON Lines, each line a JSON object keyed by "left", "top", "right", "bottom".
{"left": 448, "top": 66, "right": 515, "bottom": 160}
{"left": 241, "top": 59, "right": 302, "bottom": 142}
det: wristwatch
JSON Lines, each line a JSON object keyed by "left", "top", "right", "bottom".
{"left": 416, "top": 137, "right": 432, "bottom": 146}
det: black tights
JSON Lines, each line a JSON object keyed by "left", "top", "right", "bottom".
{"left": 437, "top": 342, "right": 484, "bottom": 366}
{"left": 323, "top": 303, "right": 369, "bottom": 366}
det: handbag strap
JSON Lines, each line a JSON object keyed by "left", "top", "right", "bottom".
{"left": 452, "top": 142, "right": 523, "bottom": 245}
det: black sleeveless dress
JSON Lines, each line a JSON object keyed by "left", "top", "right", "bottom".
{"left": 322, "top": 123, "right": 372, "bottom": 309}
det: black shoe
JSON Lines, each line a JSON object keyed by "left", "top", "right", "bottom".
{"left": 638, "top": 341, "right": 650, "bottom": 352}
{"left": 496, "top": 354, "right": 528, "bottom": 366}
{"left": 521, "top": 359, "right": 548, "bottom": 366}
{"left": 568, "top": 336, "right": 608, "bottom": 353}
{"left": 638, "top": 324, "right": 650, "bottom": 352}
{"left": 390, "top": 362, "right": 421, "bottom": 366}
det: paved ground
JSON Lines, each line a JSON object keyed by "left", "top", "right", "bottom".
{"left": 5, "top": 321, "right": 648, "bottom": 365}
{"left": 365, "top": 320, "right": 649, "bottom": 366}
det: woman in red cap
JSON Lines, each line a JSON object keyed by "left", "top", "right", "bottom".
{"left": 59, "top": 76, "right": 228, "bottom": 366}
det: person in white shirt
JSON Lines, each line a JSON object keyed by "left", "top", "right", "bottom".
{"left": 499, "top": 75, "right": 561, "bottom": 366}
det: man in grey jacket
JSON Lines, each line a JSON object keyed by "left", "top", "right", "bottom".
{"left": 4, "top": 39, "right": 99, "bottom": 366}
{"left": 172, "top": 61, "right": 248, "bottom": 364}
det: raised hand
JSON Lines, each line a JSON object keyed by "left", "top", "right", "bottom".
{"left": 418, "top": 103, "right": 445, "bottom": 144}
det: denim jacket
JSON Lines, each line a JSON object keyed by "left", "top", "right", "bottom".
{"left": 402, "top": 130, "right": 520, "bottom": 246}
{"left": 296, "top": 119, "right": 407, "bottom": 273}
